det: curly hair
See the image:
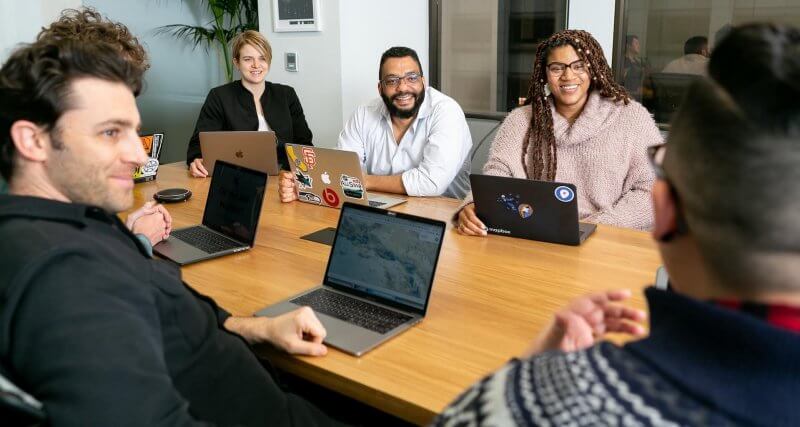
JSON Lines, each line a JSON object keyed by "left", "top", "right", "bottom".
{"left": 37, "top": 8, "right": 149, "bottom": 72}
{"left": 523, "top": 30, "right": 629, "bottom": 181}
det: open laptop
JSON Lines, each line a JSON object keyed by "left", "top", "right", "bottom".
{"left": 256, "top": 202, "right": 445, "bottom": 356}
{"left": 200, "top": 131, "right": 280, "bottom": 176}
{"left": 154, "top": 160, "right": 267, "bottom": 265}
{"left": 470, "top": 174, "right": 596, "bottom": 246}
{"left": 285, "top": 144, "right": 406, "bottom": 209}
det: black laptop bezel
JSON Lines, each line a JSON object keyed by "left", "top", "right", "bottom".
{"left": 322, "top": 202, "right": 446, "bottom": 316}
{"left": 201, "top": 160, "right": 268, "bottom": 247}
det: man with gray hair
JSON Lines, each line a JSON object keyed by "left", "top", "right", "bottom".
{"left": 435, "top": 23, "right": 800, "bottom": 426}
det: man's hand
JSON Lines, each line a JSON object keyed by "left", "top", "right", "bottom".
{"left": 225, "top": 307, "right": 328, "bottom": 356}
{"left": 189, "top": 158, "right": 208, "bottom": 178}
{"left": 126, "top": 201, "right": 172, "bottom": 245}
{"left": 457, "top": 202, "right": 487, "bottom": 236}
{"left": 522, "top": 289, "right": 647, "bottom": 358}
{"left": 278, "top": 171, "right": 298, "bottom": 203}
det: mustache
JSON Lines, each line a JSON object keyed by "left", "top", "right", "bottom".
{"left": 391, "top": 92, "right": 417, "bottom": 102}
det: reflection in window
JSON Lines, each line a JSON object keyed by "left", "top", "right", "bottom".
{"left": 615, "top": 0, "right": 800, "bottom": 124}
{"left": 438, "top": 0, "right": 567, "bottom": 115}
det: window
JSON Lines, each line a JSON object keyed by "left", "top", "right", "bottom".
{"left": 614, "top": 0, "right": 800, "bottom": 125}
{"left": 431, "top": 0, "right": 567, "bottom": 117}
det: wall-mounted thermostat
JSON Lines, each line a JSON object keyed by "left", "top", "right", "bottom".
{"left": 272, "top": 0, "right": 322, "bottom": 32}
{"left": 285, "top": 52, "right": 298, "bottom": 72}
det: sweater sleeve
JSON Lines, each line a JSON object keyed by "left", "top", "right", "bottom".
{"left": 186, "top": 88, "right": 226, "bottom": 165}
{"left": 584, "top": 105, "right": 661, "bottom": 230}
{"left": 456, "top": 107, "right": 530, "bottom": 212}
{"left": 11, "top": 252, "right": 212, "bottom": 426}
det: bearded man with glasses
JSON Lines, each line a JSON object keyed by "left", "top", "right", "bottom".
{"left": 279, "top": 46, "right": 472, "bottom": 201}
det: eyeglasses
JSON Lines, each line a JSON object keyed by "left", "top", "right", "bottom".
{"left": 380, "top": 72, "right": 422, "bottom": 88}
{"left": 546, "top": 60, "right": 587, "bottom": 76}
{"left": 647, "top": 143, "right": 690, "bottom": 239}
{"left": 647, "top": 143, "right": 668, "bottom": 179}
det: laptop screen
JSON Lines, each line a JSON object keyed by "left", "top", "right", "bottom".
{"left": 202, "top": 161, "right": 267, "bottom": 246}
{"left": 324, "top": 204, "right": 445, "bottom": 314}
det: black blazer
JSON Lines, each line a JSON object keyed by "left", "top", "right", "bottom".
{"left": 187, "top": 80, "right": 313, "bottom": 170}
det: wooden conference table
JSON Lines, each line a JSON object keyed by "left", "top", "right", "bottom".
{"left": 131, "top": 163, "right": 661, "bottom": 425}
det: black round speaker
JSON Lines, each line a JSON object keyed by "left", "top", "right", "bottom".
{"left": 153, "top": 188, "right": 192, "bottom": 203}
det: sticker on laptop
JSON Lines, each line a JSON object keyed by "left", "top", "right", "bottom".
{"left": 340, "top": 174, "right": 364, "bottom": 199}
{"left": 518, "top": 203, "right": 533, "bottom": 219}
{"left": 320, "top": 171, "right": 331, "bottom": 185}
{"left": 286, "top": 145, "right": 308, "bottom": 172}
{"left": 554, "top": 186, "right": 575, "bottom": 203}
{"left": 299, "top": 191, "right": 321, "bottom": 205}
{"left": 301, "top": 147, "right": 316, "bottom": 170}
{"left": 497, "top": 193, "right": 521, "bottom": 212}
{"left": 322, "top": 188, "right": 340, "bottom": 207}
{"left": 295, "top": 171, "right": 313, "bottom": 189}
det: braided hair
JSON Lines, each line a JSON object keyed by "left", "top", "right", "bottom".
{"left": 523, "top": 30, "right": 630, "bottom": 181}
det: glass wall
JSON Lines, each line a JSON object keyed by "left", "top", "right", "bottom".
{"left": 615, "top": 0, "right": 800, "bottom": 125}
{"left": 436, "top": 0, "right": 567, "bottom": 116}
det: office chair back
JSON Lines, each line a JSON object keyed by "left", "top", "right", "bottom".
{"left": 650, "top": 72, "right": 701, "bottom": 124}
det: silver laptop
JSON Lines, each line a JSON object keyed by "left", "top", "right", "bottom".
{"left": 154, "top": 160, "right": 267, "bottom": 265}
{"left": 200, "top": 131, "right": 280, "bottom": 176}
{"left": 285, "top": 144, "right": 406, "bottom": 209}
{"left": 257, "top": 202, "right": 446, "bottom": 356}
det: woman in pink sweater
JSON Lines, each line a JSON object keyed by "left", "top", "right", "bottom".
{"left": 458, "top": 30, "right": 662, "bottom": 234}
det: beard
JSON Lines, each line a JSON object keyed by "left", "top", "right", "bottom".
{"left": 381, "top": 85, "right": 426, "bottom": 119}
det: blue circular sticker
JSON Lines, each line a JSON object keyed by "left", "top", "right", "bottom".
{"left": 554, "top": 185, "right": 575, "bottom": 203}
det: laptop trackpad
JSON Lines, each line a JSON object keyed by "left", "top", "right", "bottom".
{"left": 154, "top": 238, "right": 208, "bottom": 263}
{"left": 300, "top": 227, "right": 336, "bottom": 246}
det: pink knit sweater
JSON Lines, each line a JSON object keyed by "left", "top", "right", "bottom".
{"left": 462, "top": 92, "right": 662, "bottom": 230}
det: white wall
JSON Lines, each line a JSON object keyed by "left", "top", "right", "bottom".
{"left": 258, "top": 0, "right": 428, "bottom": 148}
{"left": 0, "top": 0, "right": 82, "bottom": 62}
{"left": 339, "top": 0, "right": 428, "bottom": 126}
{"left": 567, "top": 0, "right": 616, "bottom": 65}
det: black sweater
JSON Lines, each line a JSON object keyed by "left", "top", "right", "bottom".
{"left": 187, "top": 80, "right": 313, "bottom": 170}
{"left": 0, "top": 195, "right": 338, "bottom": 426}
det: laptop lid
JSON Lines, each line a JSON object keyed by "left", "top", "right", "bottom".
{"left": 200, "top": 131, "right": 279, "bottom": 176}
{"left": 286, "top": 144, "right": 370, "bottom": 208}
{"left": 322, "top": 202, "right": 445, "bottom": 315}
{"left": 470, "top": 174, "right": 582, "bottom": 245}
{"left": 202, "top": 160, "right": 268, "bottom": 247}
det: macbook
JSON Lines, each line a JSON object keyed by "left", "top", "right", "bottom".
{"left": 285, "top": 144, "right": 406, "bottom": 209}
{"left": 154, "top": 160, "right": 267, "bottom": 265}
{"left": 200, "top": 131, "right": 279, "bottom": 176}
{"left": 256, "top": 202, "right": 446, "bottom": 356}
{"left": 470, "top": 174, "right": 596, "bottom": 245}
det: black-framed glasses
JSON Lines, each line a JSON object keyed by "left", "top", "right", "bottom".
{"left": 647, "top": 143, "right": 668, "bottom": 179}
{"left": 546, "top": 60, "right": 587, "bottom": 76}
{"left": 380, "top": 72, "right": 422, "bottom": 88}
{"left": 647, "top": 143, "right": 690, "bottom": 239}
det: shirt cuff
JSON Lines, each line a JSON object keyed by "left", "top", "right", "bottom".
{"left": 134, "top": 233, "right": 153, "bottom": 257}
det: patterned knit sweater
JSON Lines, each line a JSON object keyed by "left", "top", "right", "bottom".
{"left": 434, "top": 287, "right": 800, "bottom": 426}
{"left": 462, "top": 92, "right": 662, "bottom": 230}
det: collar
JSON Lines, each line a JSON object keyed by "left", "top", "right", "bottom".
{"left": 624, "top": 287, "right": 800, "bottom": 425}
{"left": 548, "top": 91, "right": 620, "bottom": 146}
{"left": 380, "top": 86, "right": 434, "bottom": 134}
{"left": 0, "top": 194, "right": 116, "bottom": 227}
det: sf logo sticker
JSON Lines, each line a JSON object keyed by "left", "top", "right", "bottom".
{"left": 301, "top": 147, "right": 316, "bottom": 170}
{"left": 322, "top": 188, "right": 340, "bottom": 207}
{"left": 554, "top": 185, "right": 575, "bottom": 203}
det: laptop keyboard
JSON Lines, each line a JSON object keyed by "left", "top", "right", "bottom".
{"left": 171, "top": 227, "right": 243, "bottom": 254}
{"left": 291, "top": 288, "right": 412, "bottom": 334}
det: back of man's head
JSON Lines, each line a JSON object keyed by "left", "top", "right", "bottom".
{"left": 378, "top": 46, "right": 423, "bottom": 80}
{"left": 37, "top": 7, "right": 149, "bottom": 73}
{"left": 683, "top": 36, "right": 708, "bottom": 55}
{"left": 0, "top": 39, "right": 144, "bottom": 182}
{"left": 665, "top": 23, "right": 800, "bottom": 292}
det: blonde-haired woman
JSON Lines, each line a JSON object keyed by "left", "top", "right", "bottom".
{"left": 187, "top": 30, "right": 313, "bottom": 176}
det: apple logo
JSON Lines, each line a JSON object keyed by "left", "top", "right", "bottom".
{"left": 235, "top": 150, "right": 244, "bottom": 158}
{"left": 321, "top": 171, "right": 331, "bottom": 185}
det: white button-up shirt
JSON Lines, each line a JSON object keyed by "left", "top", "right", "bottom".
{"left": 338, "top": 86, "right": 472, "bottom": 198}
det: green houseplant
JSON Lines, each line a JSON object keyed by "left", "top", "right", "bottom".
{"left": 156, "top": 0, "right": 259, "bottom": 82}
